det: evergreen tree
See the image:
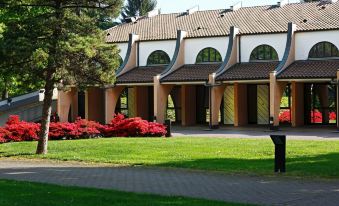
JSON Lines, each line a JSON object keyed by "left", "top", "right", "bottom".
{"left": 0, "top": 0, "right": 122, "bottom": 154}
{"left": 121, "top": 0, "right": 157, "bottom": 22}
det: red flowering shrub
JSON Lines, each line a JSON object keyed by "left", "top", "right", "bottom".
{"left": 102, "top": 114, "right": 166, "bottom": 137}
{"left": 0, "top": 113, "right": 166, "bottom": 144}
{"left": 49, "top": 122, "right": 78, "bottom": 140}
{"left": 49, "top": 118, "right": 103, "bottom": 140}
{"left": 279, "top": 110, "right": 337, "bottom": 124}
{"left": 3, "top": 115, "right": 40, "bottom": 142}
{"left": 310, "top": 110, "right": 323, "bottom": 123}
{"left": 329, "top": 112, "right": 336, "bottom": 121}
{"left": 73, "top": 118, "right": 103, "bottom": 139}
{"left": 0, "top": 127, "right": 10, "bottom": 143}
{"left": 279, "top": 110, "right": 291, "bottom": 123}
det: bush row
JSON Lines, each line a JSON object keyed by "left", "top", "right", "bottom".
{"left": 279, "top": 110, "right": 336, "bottom": 123}
{"left": 0, "top": 114, "right": 167, "bottom": 143}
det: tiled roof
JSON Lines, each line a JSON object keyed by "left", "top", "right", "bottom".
{"left": 106, "top": 2, "right": 339, "bottom": 43}
{"left": 277, "top": 60, "right": 339, "bottom": 79}
{"left": 216, "top": 62, "right": 279, "bottom": 81}
{"left": 161, "top": 64, "right": 221, "bottom": 82}
{"left": 116, "top": 66, "right": 166, "bottom": 84}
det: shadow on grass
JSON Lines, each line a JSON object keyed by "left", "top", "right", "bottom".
{"left": 154, "top": 153, "right": 339, "bottom": 178}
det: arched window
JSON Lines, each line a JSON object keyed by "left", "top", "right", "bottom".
{"left": 308, "top": 42, "right": 339, "bottom": 59}
{"left": 196, "top": 47, "right": 222, "bottom": 63}
{"left": 250, "top": 45, "right": 278, "bottom": 61}
{"left": 147, "top": 50, "right": 170, "bottom": 65}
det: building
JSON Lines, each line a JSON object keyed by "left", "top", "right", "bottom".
{"left": 58, "top": 0, "right": 339, "bottom": 130}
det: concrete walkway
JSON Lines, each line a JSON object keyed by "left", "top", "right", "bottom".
{"left": 172, "top": 126, "right": 339, "bottom": 140}
{"left": 1, "top": 159, "right": 339, "bottom": 206}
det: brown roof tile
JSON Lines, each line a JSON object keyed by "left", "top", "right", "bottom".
{"left": 277, "top": 60, "right": 339, "bottom": 79}
{"left": 106, "top": 2, "right": 339, "bottom": 43}
{"left": 161, "top": 64, "right": 221, "bottom": 82}
{"left": 216, "top": 62, "right": 279, "bottom": 81}
{"left": 116, "top": 66, "right": 166, "bottom": 84}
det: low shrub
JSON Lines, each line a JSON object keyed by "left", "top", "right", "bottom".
{"left": 102, "top": 114, "right": 167, "bottom": 137}
{"left": 4, "top": 115, "right": 40, "bottom": 142}
{"left": 0, "top": 114, "right": 166, "bottom": 144}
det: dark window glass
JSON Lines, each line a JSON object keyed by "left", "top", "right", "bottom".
{"left": 309, "top": 42, "right": 339, "bottom": 59}
{"left": 196, "top": 47, "right": 222, "bottom": 63}
{"left": 250, "top": 45, "right": 279, "bottom": 61}
{"left": 147, "top": 50, "right": 170, "bottom": 65}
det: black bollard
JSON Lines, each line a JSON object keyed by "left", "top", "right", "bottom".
{"left": 164, "top": 119, "right": 172, "bottom": 137}
{"left": 270, "top": 135, "right": 286, "bottom": 173}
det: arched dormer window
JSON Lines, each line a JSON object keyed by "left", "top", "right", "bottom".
{"left": 308, "top": 42, "right": 339, "bottom": 59}
{"left": 196, "top": 47, "right": 222, "bottom": 63}
{"left": 147, "top": 50, "right": 170, "bottom": 65}
{"left": 250, "top": 45, "right": 278, "bottom": 61}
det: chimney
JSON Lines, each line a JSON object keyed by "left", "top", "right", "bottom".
{"left": 277, "top": 0, "right": 289, "bottom": 7}
{"left": 230, "top": 2, "right": 242, "bottom": 11}
{"left": 186, "top": 5, "right": 199, "bottom": 15}
{"left": 147, "top": 9, "right": 160, "bottom": 18}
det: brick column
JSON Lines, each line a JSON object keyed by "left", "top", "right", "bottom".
{"left": 154, "top": 75, "right": 173, "bottom": 124}
{"left": 181, "top": 85, "right": 196, "bottom": 126}
{"left": 234, "top": 83, "right": 247, "bottom": 126}
{"left": 291, "top": 82, "right": 304, "bottom": 127}
{"left": 57, "top": 87, "right": 78, "bottom": 122}
{"left": 105, "top": 86, "right": 125, "bottom": 124}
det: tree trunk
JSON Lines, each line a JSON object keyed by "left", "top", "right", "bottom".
{"left": 2, "top": 81, "right": 8, "bottom": 100}
{"left": 36, "top": 72, "right": 55, "bottom": 155}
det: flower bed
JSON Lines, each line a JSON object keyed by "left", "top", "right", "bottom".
{"left": 0, "top": 114, "right": 167, "bottom": 144}
{"left": 279, "top": 110, "right": 336, "bottom": 124}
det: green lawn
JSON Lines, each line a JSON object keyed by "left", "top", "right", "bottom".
{"left": 1, "top": 137, "right": 339, "bottom": 178}
{"left": 0, "top": 180, "right": 248, "bottom": 206}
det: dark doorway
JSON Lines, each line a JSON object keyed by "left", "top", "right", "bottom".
{"left": 148, "top": 86, "right": 154, "bottom": 122}
{"left": 78, "top": 91, "right": 85, "bottom": 119}
{"left": 247, "top": 84, "right": 257, "bottom": 124}
{"left": 196, "top": 86, "right": 209, "bottom": 124}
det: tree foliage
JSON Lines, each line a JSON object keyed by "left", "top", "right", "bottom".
{"left": 121, "top": 0, "right": 157, "bottom": 22}
{"left": 0, "top": 0, "right": 122, "bottom": 154}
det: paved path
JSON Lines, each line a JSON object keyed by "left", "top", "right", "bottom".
{"left": 172, "top": 126, "right": 339, "bottom": 140}
{"left": 1, "top": 159, "right": 339, "bottom": 206}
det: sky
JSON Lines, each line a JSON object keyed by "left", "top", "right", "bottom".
{"left": 155, "top": 0, "right": 300, "bottom": 13}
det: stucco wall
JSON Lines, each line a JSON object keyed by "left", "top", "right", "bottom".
{"left": 139, "top": 40, "right": 176, "bottom": 66}
{"left": 184, "top": 37, "right": 229, "bottom": 64}
{"left": 295, "top": 30, "right": 339, "bottom": 60}
{"left": 240, "top": 33, "right": 287, "bottom": 62}
{"left": 116, "top": 43, "right": 128, "bottom": 60}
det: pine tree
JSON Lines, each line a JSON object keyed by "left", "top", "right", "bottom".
{"left": 0, "top": 0, "right": 122, "bottom": 154}
{"left": 121, "top": 0, "right": 157, "bottom": 22}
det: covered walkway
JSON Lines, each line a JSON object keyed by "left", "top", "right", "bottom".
{"left": 172, "top": 126, "right": 339, "bottom": 140}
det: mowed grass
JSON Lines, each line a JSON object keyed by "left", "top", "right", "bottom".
{"left": 1, "top": 137, "right": 339, "bottom": 178}
{"left": 0, "top": 180, "right": 248, "bottom": 206}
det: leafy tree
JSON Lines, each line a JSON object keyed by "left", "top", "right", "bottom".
{"left": 121, "top": 0, "right": 157, "bottom": 22}
{"left": 0, "top": 0, "right": 122, "bottom": 154}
